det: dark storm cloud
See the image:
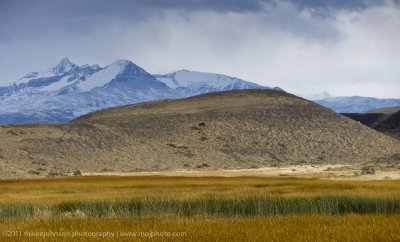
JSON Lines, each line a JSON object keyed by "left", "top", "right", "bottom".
{"left": 0, "top": 0, "right": 266, "bottom": 18}
{"left": 0, "top": 0, "right": 392, "bottom": 21}
{"left": 281, "top": 0, "right": 396, "bottom": 18}
{"left": 0, "top": 0, "right": 266, "bottom": 41}
{"left": 286, "top": 0, "right": 385, "bottom": 10}
{"left": 0, "top": 0, "right": 393, "bottom": 31}
{"left": 0, "top": 0, "right": 387, "bottom": 41}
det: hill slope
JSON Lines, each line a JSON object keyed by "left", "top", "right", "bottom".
{"left": 342, "top": 106, "right": 400, "bottom": 139}
{"left": 374, "top": 111, "right": 400, "bottom": 139}
{"left": 0, "top": 90, "right": 399, "bottom": 178}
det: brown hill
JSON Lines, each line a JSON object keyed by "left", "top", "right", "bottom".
{"left": 0, "top": 90, "right": 399, "bottom": 178}
{"left": 343, "top": 106, "right": 400, "bottom": 140}
{"left": 374, "top": 111, "right": 400, "bottom": 139}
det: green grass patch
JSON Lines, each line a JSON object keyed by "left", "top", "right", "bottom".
{"left": 1, "top": 195, "right": 399, "bottom": 219}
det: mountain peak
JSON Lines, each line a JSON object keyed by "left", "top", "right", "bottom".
{"left": 51, "top": 57, "right": 76, "bottom": 75}
{"left": 109, "top": 59, "right": 151, "bottom": 77}
{"left": 60, "top": 57, "right": 72, "bottom": 64}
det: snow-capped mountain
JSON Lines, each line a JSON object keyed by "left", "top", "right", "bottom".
{"left": 2, "top": 58, "right": 399, "bottom": 123}
{"left": 0, "top": 58, "right": 178, "bottom": 123}
{"left": 155, "top": 70, "right": 282, "bottom": 96}
{"left": 309, "top": 95, "right": 400, "bottom": 113}
{"left": 0, "top": 58, "right": 279, "bottom": 123}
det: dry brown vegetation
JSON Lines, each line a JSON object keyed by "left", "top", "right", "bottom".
{"left": 0, "top": 90, "right": 399, "bottom": 178}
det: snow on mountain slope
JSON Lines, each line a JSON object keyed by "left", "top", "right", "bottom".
{"left": 77, "top": 60, "right": 127, "bottom": 92}
{"left": 155, "top": 70, "right": 281, "bottom": 96}
{"left": 41, "top": 75, "right": 73, "bottom": 92}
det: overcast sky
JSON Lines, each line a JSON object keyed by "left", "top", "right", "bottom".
{"left": 0, "top": 0, "right": 399, "bottom": 98}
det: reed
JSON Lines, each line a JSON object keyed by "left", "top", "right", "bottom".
{"left": 1, "top": 195, "right": 399, "bottom": 219}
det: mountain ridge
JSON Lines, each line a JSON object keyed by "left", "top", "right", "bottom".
{"left": 154, "top": 70, "right": 282, "bottom": 96}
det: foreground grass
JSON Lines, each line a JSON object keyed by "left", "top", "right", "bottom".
{"left": 0, "top": 176, "right": 399, "bottom": 241}
{"left": 1, "top": 215, "right": 399, "bottom": 242}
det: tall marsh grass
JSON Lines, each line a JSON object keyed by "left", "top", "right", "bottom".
{"left": 1, "top": 195, "right": 399, "bottom": 219}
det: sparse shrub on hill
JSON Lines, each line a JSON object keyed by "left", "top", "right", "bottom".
{"left": 73, "top": 170, "right": 82, "bottom": 176}
{"left": 361, "top": 166, "right": 375, "bottom": 175}
{"left": 27, "top": 170, "right": 40, "bottom": 175}
{"left": 197, "top": 163, "right": 209, "bottom": 169}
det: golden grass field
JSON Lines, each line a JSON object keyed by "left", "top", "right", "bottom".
{"left": 0, "top": 176, "right": 399, "bottom": 241}
{"left": 1, "top": 176, "right": 400, "bottom": 204}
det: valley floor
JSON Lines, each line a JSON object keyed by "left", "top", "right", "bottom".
{"left": 84, "top": 164, "right": 400, "bottom": 180}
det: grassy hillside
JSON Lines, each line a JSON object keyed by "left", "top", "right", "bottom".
{"left": 0, "top": 90, "right": 399, "bottom": 178}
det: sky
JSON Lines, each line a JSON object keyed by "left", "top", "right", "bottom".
{"left": 0, "top": 0, "right": 399, "bottom": 98}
